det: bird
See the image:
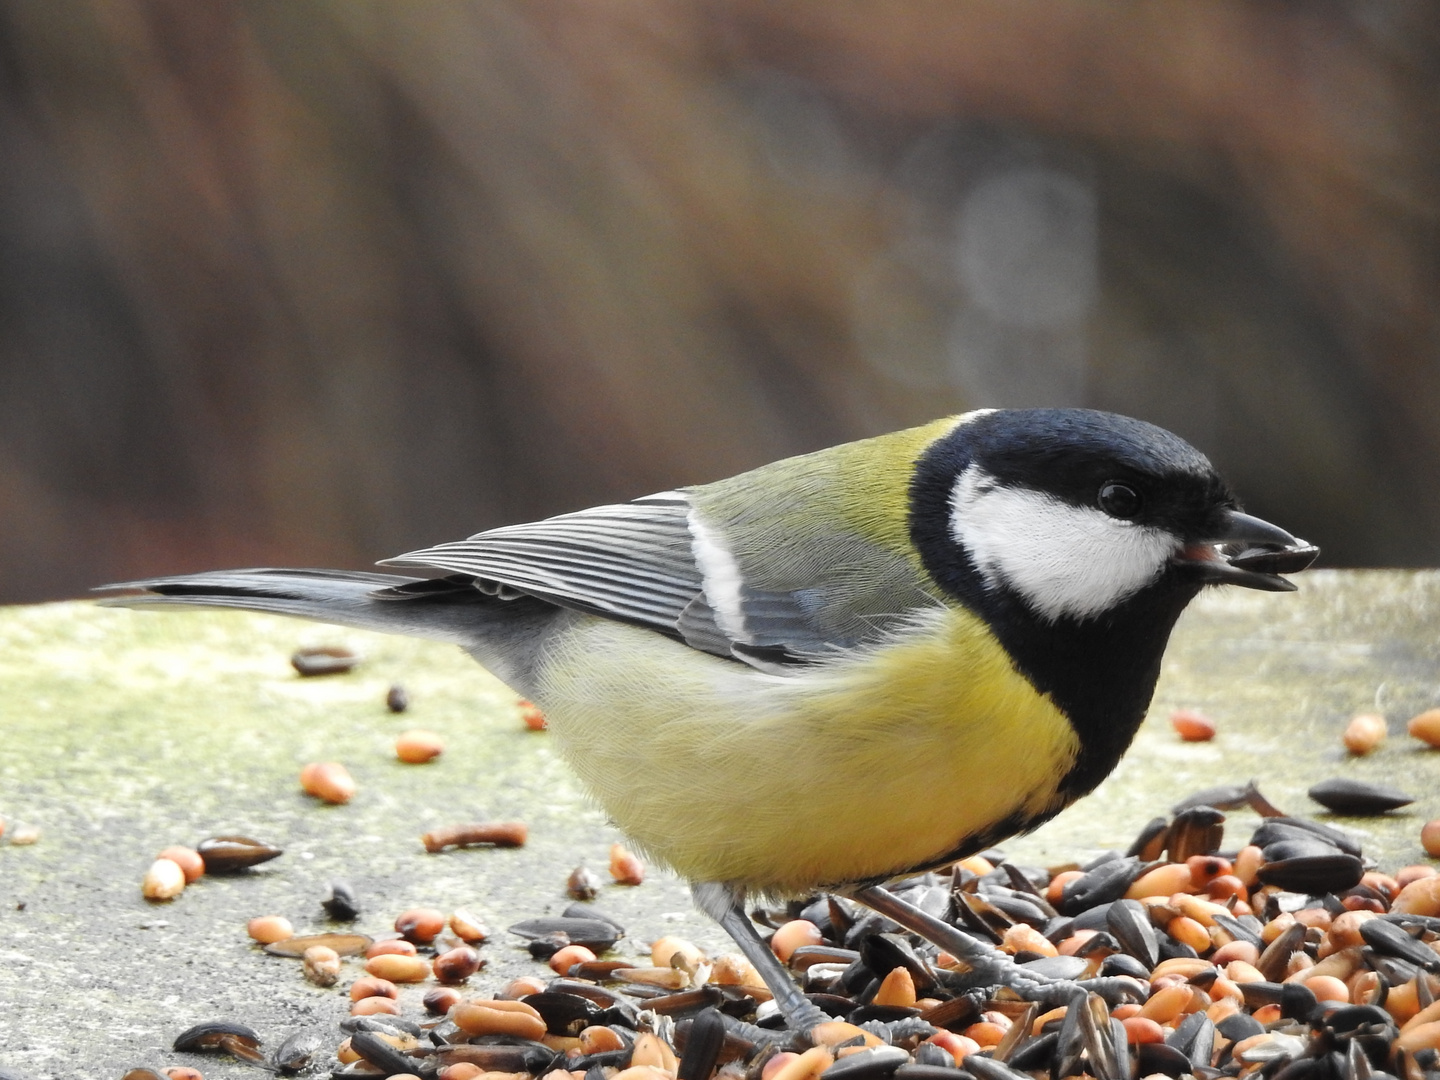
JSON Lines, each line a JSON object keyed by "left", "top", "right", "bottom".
{"left": 104, "top": 407, "right": 1317, "bottom": 1031}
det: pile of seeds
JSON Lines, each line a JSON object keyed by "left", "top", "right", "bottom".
{"left": 156, "top": 784, "right": 1440, "bottom": 1080}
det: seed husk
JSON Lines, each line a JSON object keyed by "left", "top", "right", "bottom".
{"left": 1167, "top": 806, "right": 1226, "bottom": 861}
{"left": 1171, "top": 785, "right": 1251, "bottom": 814}
{"left": 263, "top": 932, "right": 372, "bottom": 957}
{"left": 172, "top": 1021, "right": 265, "bottom": 1062}
{"left": 322, "top": 880, "right": 361, "bottom": 921}
{"left": 196, "top": 835, "right": 283, "bottom": 873}
{"left": 272, "top": 1029, "right": 323, "bottom": 1073}
{"left": 1125, "top": 816, "right": 1170, "bottom": 860}
{"left": 568, "top": 865, "right": 602, "bottom": 901}
{"left": 290, "top": 645, "right": 359, "bottom": 676}
{"left": 1307, "top": 777, "right": 1415, "bottom": 814}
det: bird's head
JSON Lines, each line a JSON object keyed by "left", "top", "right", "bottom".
{"left": 909, "top": 408, "right": 1318, "bottom": 627}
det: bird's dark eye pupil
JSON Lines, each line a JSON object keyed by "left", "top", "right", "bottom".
{"left": 1099, "top": 482, "right": 1141, "bottom": 519}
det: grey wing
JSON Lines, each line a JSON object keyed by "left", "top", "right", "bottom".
{"left": 689, "top": 515, "right": 943, "bottom": 666}
{"left": 384, "top": 491, "right": 936, "bottom": 670}
{"left": 383, "top": 492, "right": 733, "bottom": 660}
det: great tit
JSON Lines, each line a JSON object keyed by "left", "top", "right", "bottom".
{"left": 106, "top": 407, "right": 1317, "bottom": 1028}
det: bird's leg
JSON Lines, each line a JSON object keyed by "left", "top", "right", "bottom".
{"left": 691, "top": 881, "right": 830, "bottom": 1034}
{"left": 851, "top": 883, "right": 1076, "bottom": 1003}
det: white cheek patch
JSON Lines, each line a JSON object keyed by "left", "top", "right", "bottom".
{"left": 949, "top": 466, "right": 1179, "bottom": 622}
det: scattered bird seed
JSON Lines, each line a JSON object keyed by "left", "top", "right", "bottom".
{"left": 610, "top": 842, "right": 645, "bottom": 885}
{"left": 422, "top": 820, "right": 528, "bottom": 852}
{"left": 302, "top": 945, "right": 342, "bottom": 986}
{"left": 1423, "top": 820, "right": 1440, "bottom": 858}
{"left": 141, "top": 858, "right": 186, "bottom": 901}
{"left": 1170, "top": 708, "right": 1216, "bottom": 741}
{"left": 385, "top": 683, "right": 409, "bottom": 712}
{"left": 321, "top": 879, "right": 361, "bottom": 920}
{"left": 246, "top": 915, "right": 295, "bottom": 944}
{"left": 1343, "top": 713, "right": 1388, "bottom": 755}
{"left": 171, "top": 1021, "right": 265, "bottom": 1063}
{"left": 1407, "top": 708, "right": 1440, "bottom": 747}
{"left": 156, "top": 846, "right": 204, "bottom": 882}
{"left": 394, "top": 729, "right": 444, "bottom": 763}
{"left": 449, "top": 908, "right": 488, "bottom": 943}
{"left": 290, "top": 645, "right": 359, "bottom": 676}
{"left": 299, "top": 761, "right": 356, "bottom": 804}
{"left": 196, "top": 835, "right": 283, "bottom": 873}
{"left": 6, "top": 823, "right": 39, "bottom": 846}
{"left": 518, "top": 699, "right": 547, "bottom": 730}
{"left": 263, "top": 932, "right": 372, "bottom": 958}
{"left": 568, "top": 865, "right": 602, "bottom": 900}
{"left": 1308, "top": 777, "right": 1415, "bottom": 814}
{"left": 270, "top": 1029, "right": 322, "bottom": 1073}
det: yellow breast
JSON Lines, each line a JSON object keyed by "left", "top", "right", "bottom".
{"left": 533, "top": 605, "right": 1080, "bottom": 895}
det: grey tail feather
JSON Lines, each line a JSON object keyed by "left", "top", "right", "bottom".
{"left": 96, "top": 567, "right": 485, "bottom": 643}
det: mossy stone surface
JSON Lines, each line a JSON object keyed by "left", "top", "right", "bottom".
{"left": 1, "top": 569, "right": 1438, "bottom": 1076}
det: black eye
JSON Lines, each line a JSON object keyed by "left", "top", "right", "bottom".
{"left": 1098, "top": 482, "right": 1142, "bottom": 519}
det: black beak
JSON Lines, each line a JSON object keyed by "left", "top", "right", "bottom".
{"left": 1171, "top": 509, "right": 1320, "bottom": 592}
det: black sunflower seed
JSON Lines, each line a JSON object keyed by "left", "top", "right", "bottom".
{"left": 1256, "top": 854, "right": 1365, "bottom": 894}
{"left": 677, "top": 1008, "right": 727, "bottom": 1080}
{"left": 1107, "top": 898, "right": 1159, "bottom": 969}
{"left": 508, "top": 916, "right": 621, "bottom": 951}
{"left": 1307, "top": 778, "right": 1415, "bottom": 815}
{"left": 1059, "top": 857, "right": 1143, "bottom": 915}
{"left": 1251, "top": 818, "right": 1362, "bottom": 857}
{"left": 1360, "top": 919, "right": 1440, "bottom": 972}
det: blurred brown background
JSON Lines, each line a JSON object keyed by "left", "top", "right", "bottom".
{"left": 0, "top": 1, "right": 1437, "bottom": 603}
